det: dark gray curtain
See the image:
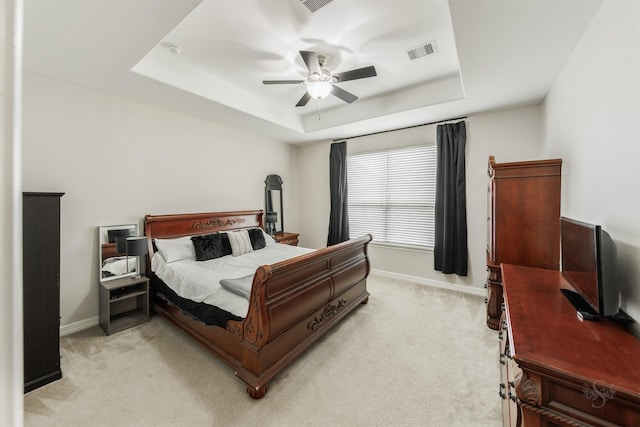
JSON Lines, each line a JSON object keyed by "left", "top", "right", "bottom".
{"left": 327, "top": 141, "right": 350, "bottom": 246}
{"left": 434, "top": 121, "right": 468, "bottom": 276}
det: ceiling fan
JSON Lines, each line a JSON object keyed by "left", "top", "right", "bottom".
{"left": 263, "top": 50, "right": 377, "bottom": 107}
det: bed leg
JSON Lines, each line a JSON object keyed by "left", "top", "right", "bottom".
{"left": 361, "top": 297, "right": 369, "bottom": 304}
{"left": 247, "top": 383, "right": 268, "bottom": 399}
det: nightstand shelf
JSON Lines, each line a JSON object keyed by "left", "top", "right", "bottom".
{"left": 99, "top": 276, "right": 149, "bottom": 335}
{"left": 109, "top": 310, "right": 148, "bottom": 332}
{"left": 110, "top": 289, "right": 146, "bottom": 301}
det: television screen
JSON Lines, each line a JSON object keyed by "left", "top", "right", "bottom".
{"left": 560, "top": 216, "right": 618, "bottom": 317}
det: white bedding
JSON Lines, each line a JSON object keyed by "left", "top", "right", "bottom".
{"left": 102, "top": 256, "right": 136, "bottom": 276}
{"left": 152, "top": 242, "right": 314, "bottom": 317}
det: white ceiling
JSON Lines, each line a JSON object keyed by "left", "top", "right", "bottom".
{"left": 23, "top": 0, "right": 602, "bottom": 144}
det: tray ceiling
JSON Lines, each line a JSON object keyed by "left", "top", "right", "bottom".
{"left": 23, "top": 0, "right": 602, "bottom": 144}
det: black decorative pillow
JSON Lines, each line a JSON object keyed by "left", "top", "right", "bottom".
{"left": 219, "top": 233, "right": 233, "bottom": 256}
{"left": 191, "top": 234, "right": 226, "bottom": 261}
{"left": 248, "top": 228, "right": 266, "bottom": 250}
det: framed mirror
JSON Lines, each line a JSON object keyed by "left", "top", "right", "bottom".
{"left": 98, "top": 224, "right": 139, "bottom": 282}
{"left": 265, "top": 174, "right": 284, "bottom": 235}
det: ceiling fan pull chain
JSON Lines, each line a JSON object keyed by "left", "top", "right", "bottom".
{"left": 317, "top": 100, "right": 322, "bottom": 120}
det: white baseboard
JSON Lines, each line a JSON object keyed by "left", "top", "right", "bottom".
{"left": 371, "top": 269, "right": 485, "bottom": 297}
{"left": 60, "top": 316, "right": 99, "bottom": 337}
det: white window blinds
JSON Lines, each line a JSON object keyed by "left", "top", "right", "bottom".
{"left": 347, "top": 144, "right": 436, "bottom": 248}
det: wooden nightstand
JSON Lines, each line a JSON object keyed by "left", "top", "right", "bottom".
{"left": 273, "top": 232, "right": 299, "bottom": 246}
{"left": 99, "top": 276, "right": 149, "bottom": 335}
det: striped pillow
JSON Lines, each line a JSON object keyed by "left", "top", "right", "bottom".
{"left": 227, "top": 229, "right": 253, "bottom": 257}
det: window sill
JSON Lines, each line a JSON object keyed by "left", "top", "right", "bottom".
{"left": 369, "top": 241, "right": 433, "bottom": 254}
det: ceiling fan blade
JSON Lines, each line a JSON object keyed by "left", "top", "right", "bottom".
{"left": 263, "top": 80, "right": 304, "bottom": 85}
{"left": 331, "top": 84, "right": 358, "bottom": 104}
{"left": 296, "top": 91, "right": 312, "bottom": 107}
{"left": 299, "top": 50, "right": 321, "bottom": 75}
{"left": 333, "top": 65, "right": 377, "bottom": 82}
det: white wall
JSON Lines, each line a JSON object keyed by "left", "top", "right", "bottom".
{"left": 542, "top": 0, "right": 640, "bottom": 320}
{"left": 295, "top": 104, "right": 543, "bottom": 290}
{"left": 22, "top": 71, "right": 297, "bottom": 328}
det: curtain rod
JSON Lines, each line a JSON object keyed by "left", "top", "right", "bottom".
{"left": 333, "top": 116, "right": 467, "bottom": 142}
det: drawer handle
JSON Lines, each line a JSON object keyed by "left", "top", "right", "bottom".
{"left": 499, "top": 383, "right": 507, "bottom": 399}
{"left": 508, "top": 392, "right": 517, "bottom": 402}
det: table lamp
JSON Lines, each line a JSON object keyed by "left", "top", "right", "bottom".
{"left": 126, "top": 236, "right": 148, "bottom": 278}
{"left": 265, "top": 211, "right": 278, "bottom": 236}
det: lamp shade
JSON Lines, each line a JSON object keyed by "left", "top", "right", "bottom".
{"left": 126, "top": 237, "right": 148, "bottom": 257}
{"left": 265, "top": 211, "right": 278, "bottom": 224}
{"left": 115, "top": 237, "right": 127, "bottom": 255}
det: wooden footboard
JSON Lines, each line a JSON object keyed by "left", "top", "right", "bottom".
{"left": 144, "top": 210, "right": 371, "bottom": 398}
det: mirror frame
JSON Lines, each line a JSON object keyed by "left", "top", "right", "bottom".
{"left": 98, "top": 224, "right": 139, "bottom": 282}
{"left": 265, "top": 174, "right": 284, "bottom": 235}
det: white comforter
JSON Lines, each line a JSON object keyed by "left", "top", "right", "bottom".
{"left": 151, "top": 243, "right": 314, "bottom": 317}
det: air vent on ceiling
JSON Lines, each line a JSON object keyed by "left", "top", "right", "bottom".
{"left": 300, "top": 0, "right": 334, "bottom": 13}
{"left": 407, "top": 41, "right": 438, "bottom": 61}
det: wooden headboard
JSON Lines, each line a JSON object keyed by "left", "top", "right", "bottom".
{"left": 101, "top": 243, "right": 119, "bottom": 261}
{"left": 144, "top": 210, "right": 264, "bottom": 259}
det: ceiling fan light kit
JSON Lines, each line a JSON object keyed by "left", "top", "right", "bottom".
{"left": 263, "top": 50, "right": 377, "bottom": 107}
{"left": 306, "top": 81, "right": 332, "bottom": 99}
{"left": 305, "top": 71, "right": 333, "bottom": 99}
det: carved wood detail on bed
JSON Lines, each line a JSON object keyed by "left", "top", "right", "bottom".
{"left": 144, "top": 210, "right": 371, "bottom": 399}
{"left": 144, "top": 210, "right": 264, "bottom": 259}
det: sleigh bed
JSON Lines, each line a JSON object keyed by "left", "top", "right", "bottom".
{"left": 144, "top": 210, "right": 371, "bottom": 399}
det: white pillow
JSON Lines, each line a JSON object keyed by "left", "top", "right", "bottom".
{"left": 227, "top": 229, "right": 253, "bottom": 257}
{"left": 262, "top": 229, "right": 276, "bottom": 245}
{"left": 154, "top": 236, "right": 195, "bottom": 263}
{"left": 102, "top": 257, "right": 136, "bottom": 275}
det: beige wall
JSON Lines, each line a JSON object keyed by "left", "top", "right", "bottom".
{"left": 295, "top": 104, "right": 543, "bottom": 291}
{"left": 542, "top": 0, "right": 639, "bottom": 320}
{"left": 22, "top": 71, "right": 297, "bottom": 328}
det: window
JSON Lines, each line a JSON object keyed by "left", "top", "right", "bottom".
{"left": 348, "top": 144, "right": 436, "bottom": 248}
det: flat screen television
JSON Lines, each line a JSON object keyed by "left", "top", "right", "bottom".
{"left": 560, "top": 216, "right": 619, "bottom": 319}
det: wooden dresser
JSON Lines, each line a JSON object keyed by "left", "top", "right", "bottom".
{"left": 500, "top": 263, "right": 640, "bottom": 426}
{"left": 486, "top": 156, "right": 562, "bottom": 329}
{"left": 273, "top": 231, "right": 299, "bottom": 246}
{"left": 23, "top": 192, "right": 64, "bottom": 392}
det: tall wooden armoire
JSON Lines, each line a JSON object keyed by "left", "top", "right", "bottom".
{"left": 486, "top": 157, "right": 561, "bottom": 329}
{"left": 23, "top": 192, "right": 64, "bottom": 392}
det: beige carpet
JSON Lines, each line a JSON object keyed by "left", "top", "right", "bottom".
{"left": 24, "top": 274, "right": 501, "bottom": 427}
